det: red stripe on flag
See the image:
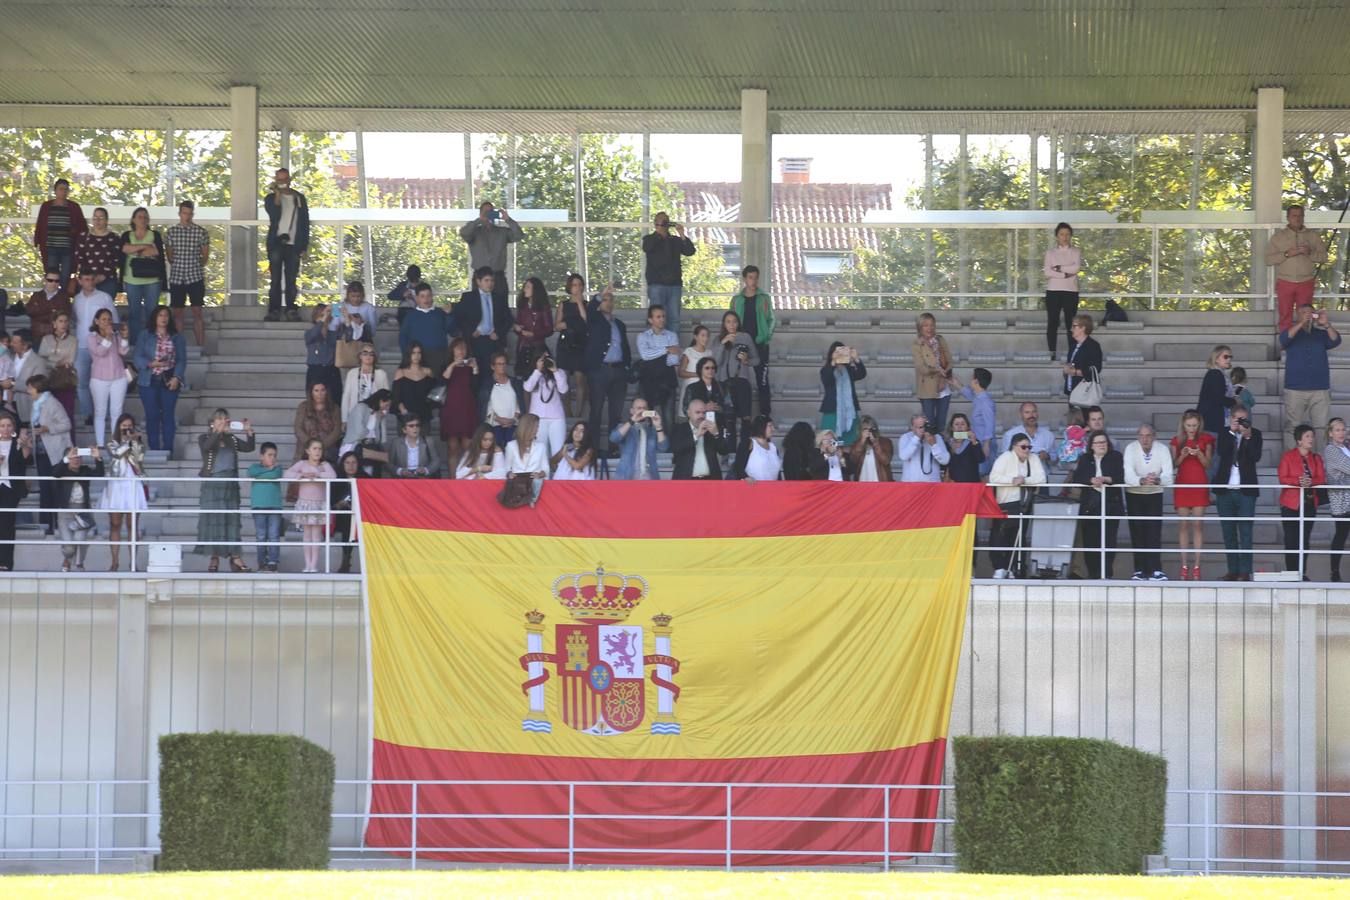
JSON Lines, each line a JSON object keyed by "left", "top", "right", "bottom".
{"left": 365, "top": 738, "right": 949, "bottom": 866}
{"left": 357, "top": 480, "right": 1002, "bottom": 538}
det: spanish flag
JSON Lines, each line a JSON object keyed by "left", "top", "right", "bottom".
{"left": 358, "top": 480, "right": 999, "bottom": 865}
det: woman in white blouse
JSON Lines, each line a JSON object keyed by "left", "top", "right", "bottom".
{"left": 736, "top": 415, "right": 781, "bottom": 483}
{"left": 676, "top": 325, "right": 713, "bottom": 420}
{"left": 341, "top": 343, "right": 390, "bottom": 423}
{"left": 550, "top": 421, "right": 596, "bottom": 481}
{"left": 505, "top": 413, "right": 549, "bottom": 506}
{"left": 455, "top": 425, "right": 507, "bottom": 480}
{"left": 988, "top": 437, "right": 1050, "bottom": 579}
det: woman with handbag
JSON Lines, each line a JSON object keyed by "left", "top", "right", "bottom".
{"left": 392, "top": 341, "right": 436, "bottom": 424}
{"left": 554, "top": 274, "right": 590, "bottom": 419}
{"left": 0, "top": 412, "right": 32, "bottom": 571}
{"left": 101, "top": 413, "right": 148, "bottom": 572}
{"left": 194, "top": 409, "right": 253, "bottom": 573}
{"left": 502, "top": 413, "right": 548, "bottom": 507}
{"left": 513, "top": 277, "right": 553, "bottom": 379}
{"left": 1063, "top": 314, "right": 1104, "bottom": 415}
{"left": 134, "top": 306, "right": 187, "bottom": 454}
{"left": 24, "top": 373, "right": 73, "bottom": 536}
{"left": 86, "top": 309, "right": 130, "bottom": 446}
{"left": 340, "top": 343, "right": 389, "bottom": 424}
{"left": 1072, "top": 430, "right": 1126, "bottom": 579}
{"left": 440, "top": 338, "right": 480, "bottom": 476}
{"left": 294, "top": 382, "right": 343, "bottom": 465}
{"left": 1279, "top": 424, "right": 1327, "bottom": 579}
{"left": 118, "top": 206, "right": 167, "bottom": 343}
{"left": 38, "top": 310, "right": 78, "bottom": 432}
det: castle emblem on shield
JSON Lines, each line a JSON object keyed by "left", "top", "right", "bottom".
{"left": 518, "top": 565, "right": 681, "bottom": 736}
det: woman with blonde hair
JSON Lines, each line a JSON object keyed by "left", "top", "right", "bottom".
{"left": 1197, "top": 344, "right": 1236, "bottom": 436}
{"left": 912, "top": 313, "right": 953, "bottom": 429}
{"left": 816, "top": 428, "right": 847, "bottom": 481}
{"left": 505, "top": 413, "right": 549, "bottom": 507}
{"left": 340, "top": 343, "right": 389, "bottom": 423}
{"left": 1170, "top": 409, "right": 1214, "bottom": 580}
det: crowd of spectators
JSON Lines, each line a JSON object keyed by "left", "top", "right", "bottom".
{"left": 1, "top": 184, "right": 1345, "bottom": 579}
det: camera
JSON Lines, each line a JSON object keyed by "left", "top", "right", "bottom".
{"left": 541, "top": 357, "right": 555, "bottom": 372}
{"left": 922, "top": 421, "right": 940, "bottom": 436}
{"left": 1237, "top": 417, "right": 1251, "bottom": 429}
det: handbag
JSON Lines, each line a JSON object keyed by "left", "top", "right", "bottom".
{"left": 1068, "top": 367, "right": 1104, "bottom": 407}
{"left": 124, "top": 362, "right": 138, "bottom": 385}
{"left": 49, "top": 363, "right": 77, "bottom": 392}
{"left": 128, "top": 255, "right": 159, "bottom": 279}
{"left": 426, "top": 384, "right": 448, "bottom": 407}
{"left": 335, "top": 338, "right": 362, "bottom": 369}
{"left": 497, "top": 473, "right": 535, "bottom": 509}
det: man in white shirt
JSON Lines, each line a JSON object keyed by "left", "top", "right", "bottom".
{"left": 897, "top": 414, "right": 950, "bottom": 483}
{"left": 636, "top": 305, "right": 680, "bottom": 424}
{"left": 1002, "top": 402, "right": 1057, "bottom": 473}
{"left": 1122, "top": 424, "right": 1174, "bottom": 581}
{"left": 71, "top": 268, "right": 116, "bottom": 424}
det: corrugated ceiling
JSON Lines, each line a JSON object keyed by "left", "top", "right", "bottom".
{"left": 0, "top": 1, "right": 1348, "bottom": 115}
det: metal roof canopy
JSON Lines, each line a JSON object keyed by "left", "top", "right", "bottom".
{"left": 1, "top": 1, "right": 1349, "bottom": 123}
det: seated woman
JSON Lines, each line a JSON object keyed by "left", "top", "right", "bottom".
{"left": 819, "top": 341, "right": 866, "bottom": 446}
{"left": 505, "top": 413, "right": 549, "bottom": 506}
{"left": 550, "top": 420, "right": 596, "bottom": 481}
{"left": 340, "top": 388, "right": 393, "bottom": 475}
{"left": 849, "top": 415, "right": 893, "bottom": 482}
{"left": 341, "top": 343, "right": 390, "bottom": 424}
{"left": 782, "top": 421, "right": 827, "bottom": 481}
{"left": 456, "top": 424, "right": 507, "bottom": 480}
{"left": 1071, "top": 429, "right": 1125, "bottom": 579}
{"left": 682, "top": 357, "right": 727, "bottom": 431}
{"left": 817, "top": 429, "right": 849, "bottom": 481}
{"left": 987, "top": 435, "right": 1049, "bottom": 579}
{"left": 734, "top": 415, "right": 781, "bottom": 483}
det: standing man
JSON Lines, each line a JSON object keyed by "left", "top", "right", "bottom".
{"left": 164, "top": 200, "right": 210, "bottom": 346}
{"left": 33, "top": 178, "right": 87, "bottom": 286}
{"left": 731, "top": 264, "right": 775, "bottom": 416}
{"left": 1211, "top": 404, "right": 1263, "bottom": 582}
{"left": 398, "top": 282, "right": 456, "bottom": 376}
{"left": 635, "top": 305, "right": 680, "bottom": 426}
{"left": 8, "top": 330, "right": 50, "bottom": 426}
{"left": 641, "top": 212, "right": 696, "bottom": 340}
{"left": 1266, "top": 205, "right": 1326, "bottom": 333}
{"left": 458, "top": 202, "right": 521, "bottom": 306}
{"left": 263, "top": 167, "right": 309, "bottom": 323}
{"left": 584, "top": 285, "right": 631, "bottom": 458}
{"left": 1280, "top": 303, "right": 1341, "bottom": 444}
{"left": 454, "top": 267, "right": 515, "bottom": 373}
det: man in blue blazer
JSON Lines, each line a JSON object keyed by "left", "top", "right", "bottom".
{"left": 454, "top": 266, "right": 515, "bottom": 373}
{"left": 584, "top": 285, "right": 631, "bottom": 457}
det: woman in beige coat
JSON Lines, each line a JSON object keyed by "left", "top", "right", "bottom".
{"left": 912, "top": 312, "right": 954, "bottom": 429}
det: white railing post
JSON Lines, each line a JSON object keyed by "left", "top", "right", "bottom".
{"left": 568, "top": 782, "right": 575, "bottom": 870}
{"left": 1299, "top": 495, "right": 1307, "bottom": 580}
{"left": 1203, "top": 790, "right": 1212, "bottom": 875}
{"left": 93, "top": 781, "right": 101, "bottom": 875}
{"left": 1151, "top": 226, "right": 1160, "bottom": 310}
{"left": 1099, "top": 488, "right": 1107, "bottom": 580}
{"left": 410, "top": 781, "right": 418, "bottom": 871}
{"left": 725, "top": 784, "right": 733, "bottom": 871}
{"left": 129, "top": 503, "right": 138, "bottom": 573}
{"left": 883, "top": 785, "right": 891, "bottom": 872}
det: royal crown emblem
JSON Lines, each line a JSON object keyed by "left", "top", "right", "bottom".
{"left": 519, "top": 565, "right": 680, "bottom": 737}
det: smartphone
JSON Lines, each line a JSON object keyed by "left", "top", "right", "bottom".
{"left": 488, "top": 210, "right": 502, "bottom": 222}
{"left": 705, "top": 410, "right": 716, "bottom": 425}
{"left": 77, "top": 447, "right": 94, "bottom": 458}
{"left": 229, "top": 420, "right": 245, "bottom": 431}
{"left": 953, "top": 431, "right": 969, "bottom": 441}
{"left": 641, "top": 410, "right": 657, "bottom": 419}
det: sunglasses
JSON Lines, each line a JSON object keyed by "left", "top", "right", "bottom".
{"left": 1014, "top": 444, "right": 1031, "bottom": 450}
{"left": 1220, "top": 354, "right": 1233, "bottom": 360}
{"left": 44, "top": 277, "right": 59, "bottom": 283}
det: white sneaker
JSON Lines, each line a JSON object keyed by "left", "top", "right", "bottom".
{"left": 993, "top": 568, "right": 1009, "bottom": 580}
{"left": 1131, "top": 571, "right": 1145, "bottom": 581}
{"left": 1150, "top": 571, "right": 1169, "bottom": 581}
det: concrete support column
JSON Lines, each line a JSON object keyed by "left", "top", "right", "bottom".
{"left": 739, "top": 88, "right": 772, "bottom": 292}
{"left": 1252, "top": 87, "right": 1285, "bottom": 303}
{"left": 113, "top": 589, "right": 149, "bottom": 849}
{"left": 228, "top": 85, "right": 259, "bottom": 306}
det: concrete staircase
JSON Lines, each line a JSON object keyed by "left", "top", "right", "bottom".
{"left": 9, "top": 302, "right": 1342, "bottom": 578}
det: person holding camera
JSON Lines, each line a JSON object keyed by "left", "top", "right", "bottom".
{"left": 849, "top": 415, "right": 894, "bottom": 482}
{"left": 86, "top": 310, "right": 129, "bottom": 447}
{"left": 671, "top": 398, "right": 730, "bottom": 480}
{"left": 731, "top": 265, "right": 775, "bottom": 415}
{"left": 1171, "top": 410, "right": 1214, "bottom": 580}
{"left": 104, "top": 413, "right": 150, "bottom": 572}
{"left": 1071, "top": 430, "right": 1125, "bottom": 579}
{"left": 1123, "top": 424, "right": 1173, "bottom": 581}
{"left": 819, "top": 341, "right": 867, "bottom": 445}
{"left": 440, "top": 338, "right": 481, "bottom": 471}
{"left": 715, "top": 311, "right": 759, "bottom": 441}
{"left": 944, "top": 413, "right": 984, "bottom": 484}
{"left": 52, "top": 444, "right": 103, "bottom": 573}
{"left": 1211, "top": 404, "right": 1262, "bottom": 582}
{"left": 913, "top": 313, "right": 954, "bottom": 429}
{"left": 817, "top": 429, "right": 848, "bottom": 481}
{"left": 262, "top": 167, "right": 309, "bottom": 323}
{"left": 523, "top": 351, "right": 569, "bottom": 462}
{"left": 642, "top": 212, "right": 696, "bottom": 340}
{"left": 1280, "top": 303, "right": 1341, "bottom": 446}
{"left": 134, "top": 306, "right": 187, "bottom": 454}
{"left": 305, "top": 305, "right": 343, "bottom": 413}
{"left": 610, "top": 398, "right": 668, "bottom": 481}
{"left": 1278, "top": 424, "right": 1326, "bottom": 579}
{"left": 459, "top": 202, "right": 522, "bottom": 306}
{"left": 897, "top": 414, "right": 951, "bottom": 483}
{"left": 195, "top": 410, "right": 253, "bottom": 573}
{"left": 988, "top": 436, "right": 1048, "bottom": 579}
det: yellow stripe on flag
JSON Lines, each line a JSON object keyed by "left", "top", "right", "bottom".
{"left": 365, "top": 515, "right": 975, "bottom": 760}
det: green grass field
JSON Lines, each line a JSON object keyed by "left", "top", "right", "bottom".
{"left": 4, "top": 871, "right": 1350, "bottom": 899}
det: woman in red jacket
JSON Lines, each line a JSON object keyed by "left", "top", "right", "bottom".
{"left": 1278, "top": 423, "right": 1327, "bottom": 579}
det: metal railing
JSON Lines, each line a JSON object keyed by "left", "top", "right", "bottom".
{"left": 4, "top": 777, "right": 1350, "bottom": 875}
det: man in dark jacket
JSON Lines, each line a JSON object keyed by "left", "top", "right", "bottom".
{"left": 584, "top": 286, "right": 631, "bottom": 457}
{"left": 670, "top": 398, "right": 731, "bottom": 480}
{"left": 454, "top": 267, "right": 516, "bottom": 373}
{"left": 1211, "top": 404, "right": 1263, "bottom": 581}
{"left": 641, "top": 212, "right": 696, "bottom": 341}
{"left": 262, "top": 167, "right": 310, "bottom": 323}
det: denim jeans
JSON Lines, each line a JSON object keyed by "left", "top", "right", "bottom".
{"left": 268, "top": 243, "right": 301, "bottom": 310}
{"left": 1215, "top": 491, "right": 1257, "bottom": 576}
{"left": 647, "top": 283, "right": 684, "bottom": 340}
{"left": 253, "top": 512, "right": 283, "bottom": 568}
{"left": 75, "top": 345, "right": 93, "bottom": 419}
{"left": 140, "top": 379, "right": 180, "bottom": 453}
{"left": 123, "top": 281, "right": 161, "bottom": 344}
{"left": 43, "top": 247, "right": 74, "bottom": 285}
{"left": 920, "top": 396, "right": 951, "bottom": 432}
{"left": 95, "top": 277, "right": 118, "bottom": 299}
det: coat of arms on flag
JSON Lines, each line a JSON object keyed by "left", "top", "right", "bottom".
{"left": 519, "top": 566, "right": 681, "bottom": 736}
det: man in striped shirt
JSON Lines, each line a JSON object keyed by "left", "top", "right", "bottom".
{"left": 33, "top": 178, "right": 87, "bottom": 286}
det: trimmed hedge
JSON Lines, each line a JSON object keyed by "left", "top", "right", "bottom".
{"left": 158, "top": 732, "right": 334, "bottom": 870}
{"left": 953, "top": 735, "right": 1166, "bottom": 875}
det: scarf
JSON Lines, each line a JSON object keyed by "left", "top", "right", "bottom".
{"left": 834, "top": 367, "right": 857, "bottom": 437}
{"left": 31, "top": 392, "right": 48, "bottom": 432}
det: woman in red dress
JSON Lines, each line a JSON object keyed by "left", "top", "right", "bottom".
{"left": 440, "top": 337, "right": 480, "bottom": 474}
{"left": 512, "top": 277, "right": 553, "bottom": 378}
{"left": 1170, "top": 409, "right": 1214, "bottom": 580}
